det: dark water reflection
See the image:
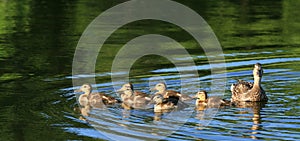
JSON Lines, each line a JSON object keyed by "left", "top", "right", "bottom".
{"left": 1, "top": 0, "right": 300, "bottom": 140}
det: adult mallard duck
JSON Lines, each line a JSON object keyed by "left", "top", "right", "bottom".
{"left": 151, "top": 82, "right": 192, "bottom": 103}
{"left": 230, "top": 63, "right": 268, "bottom": 102}
{"left": 195, "top": 90, "right": 231, "bottom": 108}
{"left": 75, "top": 84, "right": 119, "bottom": 108}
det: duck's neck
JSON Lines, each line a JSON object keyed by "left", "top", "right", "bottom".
{"left": 84, "top": 90, "right": 92, "bottom": 97}
{"left": 253, "top": 76, "right": 262, "bottom": 88}
{"left": 159, "top": 89, "right": 166, "bottom": 93}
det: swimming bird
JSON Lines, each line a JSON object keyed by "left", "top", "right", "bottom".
{"left": 75, "top": 84, "right": 119, "bottom": 108}
{"left": 117, "top": 83, "right": 151, "bottom": 108}
{"left": 151, "top": 82, "right": 192, "bottom": 103}
{"left": 117, "top": 83, "right": 151, "bottom": 100}
{"left": 230, "top": 63, "right": 268, "bottom": 102}
{"left": 151, "top": 94, "right": 176, "bottom": 113}
{"left": 195, "top": 90, "right": 231, "bottom": 108}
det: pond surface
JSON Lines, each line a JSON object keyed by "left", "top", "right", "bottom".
{"left": 0, "top": 0, "right": 300, "bottom": 141}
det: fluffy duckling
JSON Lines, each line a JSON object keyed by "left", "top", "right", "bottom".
{"left": 75, "top": 84, "right": 119, "bottom": 108}
{"left": 151, "top": 82, "right": 192, "bottom": 103}
{"left": 195, "top": 91, "right": 231, "bottom": 108}
{"left": 151, "top": 94, "right": 176, "bottom": 113}
{"left": 117, "top": 83, "right": 151, "bottom": 108}
{"left": 231, "top": 63, "right": 268, "bottom": 102}
{"left": 117, "top": 83, "right": 151, "bottom": 100}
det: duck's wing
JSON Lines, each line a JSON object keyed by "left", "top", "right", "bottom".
{"left": 231, "top": 80, "right": 254, "bottom": 101}
{"left": 163, "top": 96, "right": 179, "bottom": 105}
{"left": 220, "top": 99, "right": 232, "bottom": 106}
{"left": 165, "top": 90, "right": 180, "bottom": 97}
{"left": 99, "top": 93, "right": 120, "bottom": 104}
{"left": 88, "top": 93, "right": 105, "bottom": 108}
{"left": 231, "top": 80, "right": 253, "bottom": 94}
{"left": 134, "top": 91, "right": 151, "bottom": 101}
{"left": 134, "top": 91, "right": 148, "bottom": 97}
{"left": 79, "top": 95, "right": 89, "bottom": 107}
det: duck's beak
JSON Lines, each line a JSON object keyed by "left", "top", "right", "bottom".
{"left": 191, "top": 95, "right": 197, "bottom": 99}
{"left": 150, "top": 87, "right": 156, "bottom": 92}
{"left": 116, "top": 89, "right": 123, "bottom": 93}
{"left": 74, "top": 89, "right": 82, "bottom": 92}
{"left": 176, "top": 93, "right": 182, "bottom": 97}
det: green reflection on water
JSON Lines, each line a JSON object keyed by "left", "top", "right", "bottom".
{"left": 0, "top": 0, "right": 300, "bottom": 140}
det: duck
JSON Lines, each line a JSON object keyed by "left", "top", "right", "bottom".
{"left": 151, "top": 82, "right": 192, "bottom": 103}
{"left": 75, "top": 84, "right": 119, "bottom": 108}
{"left": 151, "top": 94, "right": 176, "bottom": 113}
{"left": 230, "top": 63, "right": 268, "bottom": 102}
{"left": 117, "top": 83, "right": 151, "bottom": 109}
{"left": 117, "top": 83, "right": 151, "bottom": 99}
{"left": 195, "top": 90, "right": 231, "bottom": 108}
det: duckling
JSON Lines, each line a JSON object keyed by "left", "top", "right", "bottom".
{"left": 151, "top": 82, "right": 192, "bottom": 103}
{"left": 151, "top": 94, "right": 176, "bottom": 113}
{"left": 231, "top": 63, "right": 268, "bottom": 102}
{"left": 120, "top": 87, "right": 151, "bottom": 109}
{"left": 117, "top": 83, "right": 151, "bottom": 101}
{"left": 195, "top": 91, "right": 231, "bottom": 108}
{"left": 75, "top": 84, "right": 119, "bottom": 108}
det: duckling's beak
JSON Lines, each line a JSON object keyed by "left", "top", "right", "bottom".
{"left": 150, "top": 87, "right": 156, "bottom": 91}
{"left": 116, "top": 87, "right": 127, "bottom": 93}
{"left": 191, "top": 95, "right": 197, "bottom": 99}
{"left": 74, "top": 89, "right": 82, "bottom": 93}
{"left": 116, "top": 89, "right": 123, "bottom": 93}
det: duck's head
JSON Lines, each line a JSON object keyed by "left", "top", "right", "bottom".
{"left": 196, "top": 90, "right": 207, "bottom": 101}
{"left": 117, "top": 83, "right": 133, "bottom": 92}
{"left": 123, "top": 88, "right": 133, "bottom": 97}
{"left": 120, "top": 87, "right": 134, "bottom": 101}
{"left": 75, "top": 84, "right": 92, "bottom": 94}
{"left": 253, "top": 63, "right": 263, "bottom": 78}
{"left": 151, "top": 94, "right": 164, "bottom": 104}
{"left": 151, "top": 82, "right": 167, "bottom": 92}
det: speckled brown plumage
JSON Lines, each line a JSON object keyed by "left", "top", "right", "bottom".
{"left": 231, "top": 63, "right": 268, "bottom": 102}
{"left": 76, "top": 84, "right": 119, "bottom": 108}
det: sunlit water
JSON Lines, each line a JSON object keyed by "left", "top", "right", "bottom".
{"left": 59, "top": 55, "right": 300, "bottom": 141}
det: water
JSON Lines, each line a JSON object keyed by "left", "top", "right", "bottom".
{"left": 1, "top": 0, "right": 300, "bottom": 140}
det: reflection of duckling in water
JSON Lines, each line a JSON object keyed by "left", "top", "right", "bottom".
{"left": 195, "top": 90, "right": 231, "bottom": 110}
{"left": 117, "top": 83, "right": 151, "bottom": 109}
{"left": 151, "top": 82, "right": 192, "bottom": 103}
{"left": 231, "top": 63, "right": 268, "bottom": 102}
{"left": 75, "top": 84, "right": 119, "bottom": 108}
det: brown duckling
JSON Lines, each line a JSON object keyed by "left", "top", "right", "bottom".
{"left": 195, "top": 90, "right": 231, "bottom": 108}
{"left": 151, "top": 94, "right": 176, "bottom": 113}
{"left": 75, "top": 84, "right": 119, "bottom": 108}
{"left": 231, "top": 63, "right": 268, "bottom": 102}
{"left": 151, "top": 82, "right": 192, "bottom": 103}
{"left": 117, "top": 83, "right": 151, "bottom": 108}
{"left": 117, "top": 83, "right": 151, "bottom": 100}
